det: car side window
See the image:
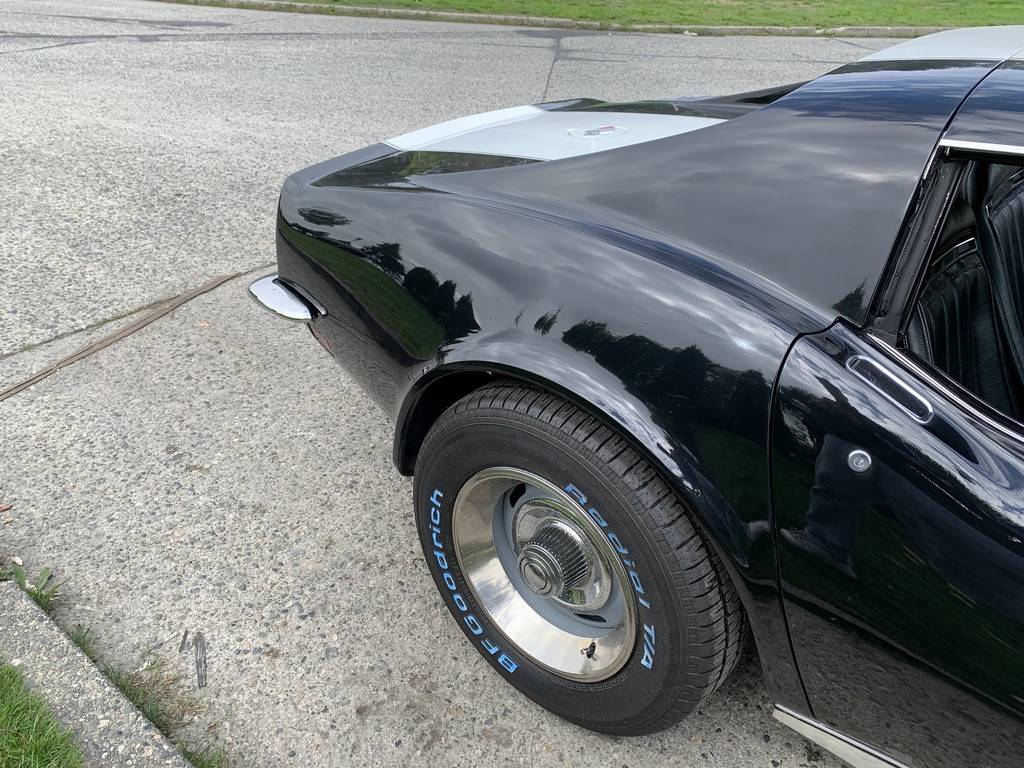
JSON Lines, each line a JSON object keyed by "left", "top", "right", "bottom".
{"left": 903, "top": 160, "right": 1024, "bottom": 421}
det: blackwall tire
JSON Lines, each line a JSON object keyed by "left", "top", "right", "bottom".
{"left": 413, "top": 383, "right": 745, "bottom": 735}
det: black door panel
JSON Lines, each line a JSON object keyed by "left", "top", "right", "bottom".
{"left": 772, "top": 325, "right": 1024, "bottom": 768}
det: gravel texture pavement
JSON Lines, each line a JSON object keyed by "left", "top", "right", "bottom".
{"left": 0, "top": 1, "right": 892, "bottom": 765}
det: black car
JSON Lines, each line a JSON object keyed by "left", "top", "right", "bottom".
{"left": 252, "top": 26, "right": 1024, "bottom": 768}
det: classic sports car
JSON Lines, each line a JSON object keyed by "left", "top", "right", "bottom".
{"left": 252, "top": 26, "right": 1024, "bottom": 768}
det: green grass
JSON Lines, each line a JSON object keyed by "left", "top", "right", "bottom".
{"left": 68, "top": 628, "right": 226, "bottom": 768}
{"left": 68, "top": 626, "right": 198, "bottom": 750}
{"left": 180, "top": 0, "right": 1024, "bottom": 28}
{"left": 67, "top": 626, "right": 97, "bottom": 662}
{"left": 3, "top": 568, "right": 226, "bottom": 768}
{"left": 0, "top": 566, "right": 60, "bottom": 614}
{"left": 181, "top": 743, "right": 228, "bottom": 768}
{"left": 68, "top": 627, "right": 227, "bottom": 768}
{"left": 98, "top": 663, "right": 227, "bottom": 767}
{"left": 0, "top": 664, "right": 83, "bottom": 768}
{"left": 100, "top": 661, "right": 202, "bottom": 737}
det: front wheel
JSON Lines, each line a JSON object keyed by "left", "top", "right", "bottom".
{"left": 413, "top": 383, "right": 744, "bottom": 735}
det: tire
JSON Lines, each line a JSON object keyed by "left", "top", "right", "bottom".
{"left": 413, "top": 382, "right": 745, "bottom": 735}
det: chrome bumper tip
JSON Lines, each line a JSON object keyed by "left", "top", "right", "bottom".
{"left": 248, "top": 273, "right": 317, "bottom": 322}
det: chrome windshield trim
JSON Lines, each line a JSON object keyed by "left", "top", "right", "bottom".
{"left": 773, "top": 705, "right": 912, "bottom": 768}
{"left": 939, "top": 138, "right": 1024, "bottom": 158}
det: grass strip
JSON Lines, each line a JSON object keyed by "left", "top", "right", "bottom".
{"left": 0, "top": 664, "right": 83, "bottom": 768}
{"left": 158, "top": 0, "right": 1024, "bottom": 30}
{"left": 67, "top": 626, "right": 228, "bottom": 768}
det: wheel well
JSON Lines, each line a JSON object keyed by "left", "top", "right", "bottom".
{"left": 395, "top": 370, "right": 496, "bottom": 475}
{"left": 395, "top": 367, "right": 766, "bottom": 702}
{"left": 396, "top": 367, "right": 748, "bottom": 594}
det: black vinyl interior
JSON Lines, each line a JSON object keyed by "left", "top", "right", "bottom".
{"left": 906, "top": 162, "right": 1024, "bottom": 419}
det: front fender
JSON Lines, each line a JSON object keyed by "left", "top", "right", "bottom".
{"left": 276, "top": 169, "right": 829, "bottom": 711}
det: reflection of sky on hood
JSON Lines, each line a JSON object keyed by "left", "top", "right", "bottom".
{"left": 415, "top": 60, "right": 994, "bottom": 324}
{"left": 283, "top": 180, "right": 807, "bottom": 376}
{"left": 278, "top": 57, "right": 1021, "bottom": 547}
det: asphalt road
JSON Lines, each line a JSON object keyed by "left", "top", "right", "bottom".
{"left": 0, "top": 2, "right": 893, "bottom": 765}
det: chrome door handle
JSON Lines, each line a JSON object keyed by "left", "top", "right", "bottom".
{"left": 847, "top": 355, "right": 934, "bottom": 424}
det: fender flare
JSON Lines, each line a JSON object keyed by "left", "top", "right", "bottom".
{"left": 392, "top": 353, "right": 810, "bottom": 713}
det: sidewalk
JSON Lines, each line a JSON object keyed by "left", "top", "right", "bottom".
{"left": 0, "top": 583, "right": 190, "bottom": 768}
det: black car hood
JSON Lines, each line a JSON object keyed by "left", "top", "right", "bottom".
{"left": 411, "top": 60, "right": 998, "bottom": 324}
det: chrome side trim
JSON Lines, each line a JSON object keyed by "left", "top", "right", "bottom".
{"left": 248, "top": 274, "right": 318, "bottom": 322}
{"left": 868, "top": 333, "right": 1024, "bottom": 447}
{"left": 847, "top": 354, "right": 934, "bottom": 424}
{"left": 939, "top": 139, "right": 1024, "bottom": 158}
{"left": 773, "top": 706, "right": 912, "bottom": 768}
{"left": 941, "top": 235, "right": 977, "bottom": 258}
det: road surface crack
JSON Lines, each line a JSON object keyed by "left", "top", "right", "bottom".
{"left": 0, "top": 263, "right": 273, "bottom": 403}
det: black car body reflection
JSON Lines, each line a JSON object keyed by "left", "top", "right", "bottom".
{"left": 262, "top": 29, "right": 1024, "bottom": 768}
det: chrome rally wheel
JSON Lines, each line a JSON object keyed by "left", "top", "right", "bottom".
{"left": 414, "top": 383, "right": 746, "bottom": 735}
{"left": 452, "top": 467, "right": 636, "bottom": 682}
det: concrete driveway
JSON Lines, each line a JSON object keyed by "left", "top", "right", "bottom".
{"left": 0, "top": 1, "right": 890, "bottom": 765}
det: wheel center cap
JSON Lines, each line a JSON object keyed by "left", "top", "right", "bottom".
{"left": 519, "top": 554, "right": 558, "bottom": 596}
{"left": 516, "top": 522, "right": 591, "bottom": 599}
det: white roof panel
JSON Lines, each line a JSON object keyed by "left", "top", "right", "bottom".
{"left": 862, "top": 26, "right": 1024, "bottom": 62}
{"left": 386, "top": 107, "right": 724, "bottom": 161}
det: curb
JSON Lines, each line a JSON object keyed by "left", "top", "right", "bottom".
{"left": 0, "top": 583, "right": 191, "bottom": 768}
{"left": 152, "top": 0, "right": 947, "bottom": 38}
